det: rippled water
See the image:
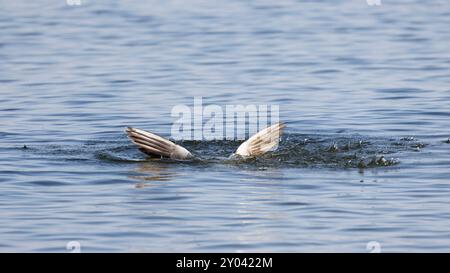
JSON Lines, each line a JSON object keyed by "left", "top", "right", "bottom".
{"left": 1, "top": 0, "right": 450, "bottom": 252}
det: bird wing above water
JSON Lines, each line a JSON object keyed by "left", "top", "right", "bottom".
{"left": 234, "top": 122, "right": 286, "bottom": 157}
{"left": 126, "top": 127, "right": 193, "bottom": 160}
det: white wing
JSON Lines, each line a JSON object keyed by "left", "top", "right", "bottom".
{"left": 234, "top": 122, "right": 285, "bottom": 157}
{"left": 126, "top": 127, "right": 193, "bottom": 160}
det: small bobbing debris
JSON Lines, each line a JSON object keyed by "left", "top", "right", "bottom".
{"left": 412, "top": 143, "right": 426, "bottom": 151}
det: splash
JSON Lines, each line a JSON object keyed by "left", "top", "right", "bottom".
{"left": 18, "top": 133, "right": 428, "bottom": 169}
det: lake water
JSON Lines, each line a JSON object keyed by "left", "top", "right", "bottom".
{"left": 1, "top": 0, "right": 450, "bottom": 252}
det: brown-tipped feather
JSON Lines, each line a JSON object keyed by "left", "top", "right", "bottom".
{"left": 126, "top": 127, "right": 193, "bottom": 160}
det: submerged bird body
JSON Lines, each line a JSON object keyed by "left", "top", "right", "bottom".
{"left": 126, "top": 122, "right": 285, "bottom": 160}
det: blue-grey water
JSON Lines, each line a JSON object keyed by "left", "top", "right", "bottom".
{"left": 1, "top": 0, "right": 450, "bottom": 252}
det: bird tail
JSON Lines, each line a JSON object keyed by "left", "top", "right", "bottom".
{"left": 235, "top": 122, "right": 286, "bottom": 156}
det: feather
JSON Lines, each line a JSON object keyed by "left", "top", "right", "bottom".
{"left": 126, "top": 127, "right": 193, "bottom": 160}
{"left": 234, "top": 122, "right": 285, "bottom": 157}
